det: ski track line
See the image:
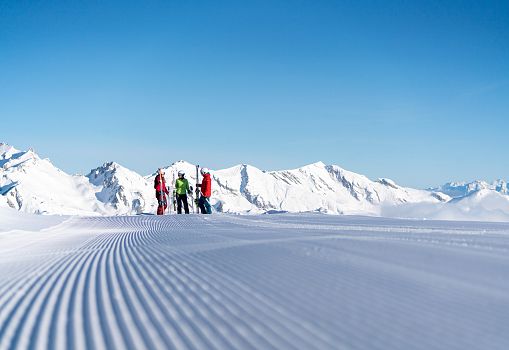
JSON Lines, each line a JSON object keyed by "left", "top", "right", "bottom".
{"left": 196, "top": 233, "right": 505, "bottom": 350}
{"left": 0, "top": 228, "right": 107, "bottom": 350}
{"left": 2, "top": 227, "right": 112, "bottom": 350}
{"left": 0, "top": 221, "right": 109, "bottom": 312}
{"left": 137, "top": 241, "right": 297, "bottom": 350}
{"left": 27, "top": 251, "right": 87, "bottom": 350}
{"left": 1, "top": 215, "right": 508, "bottom": 350}
{"left": 147, "top": 245, "right": 339, "bottom": 349}
{"left": 215, "top": 214, "right": 509, "bottom": 236}
{"left": 51, "top": 248, "right": 92, "bottom": 350}
{"left": 126, "top": 218, "right": 270, "bottom": 349}
{"left": 0, "top": 215, "right": 440, "bottom": 350}
{"left": 0, "top": 257, "right": 61, "bottom": 314}
{"left": 294, "top": 240, "right": 493, "bottom": 336}
{"left": 131, "top": 219, "right": 338, "bottom": 349}
{"left": 128, "top": 233, "right": 236, "bottom": 350}
{"left": 186, "top": 216, "right": 509, "bottom": 350}
{"left": 118, "top": 216, "right": 338, "bottom": 348}
{"left": 199, "top": 215, "right": 509, "bottom": 257}
{"left": 0, "top": 250, "right": 80, "bottom": 349}
{"left": 307, "top": 237, "right": 509, "bottom": 298}
{"left": 29, "top": 230, "right": 118, "bottom": 350}
{"left": 119, "top": 232, "right": 195, "bottom": 350}
{"left": 115, "top": 231, "right": 169, "bottom": 349}
{"left": 187, "top": 243, "right": 358, "bottom": 348}
{"left": 94, "top": 216, "right": 232, "bottom": 348}
{"left": 159, "top": 230, "right": 509, "bottom": 259}
{"left": 137, "top": 234, "right": 246, "bottom": 350}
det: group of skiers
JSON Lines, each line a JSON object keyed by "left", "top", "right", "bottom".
{"left": 153, "top": 167, "right": 212, "bottom": 215}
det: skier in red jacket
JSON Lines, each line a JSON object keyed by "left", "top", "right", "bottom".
{"left": 198, "top": 167, "right": 212, "bottom": 214}
{"left": 154, "top": 168, "right": 169, "bottom": 215}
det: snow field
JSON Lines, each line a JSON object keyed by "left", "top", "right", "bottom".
{"left": 0, "top": 213, "right": 508, "bottom": 349}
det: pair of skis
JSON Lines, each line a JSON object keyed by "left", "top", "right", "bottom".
{"left": 195, "top": 164, "right": 201, "bottom": 214}
{"left": 188, "top": 185, "right": 195, "bottom": 213}
{"left": 157, "top": 168, "right": 174, "bottom": 215}
{"left": 157, "top": 168, "right": 167, "bottom": 215}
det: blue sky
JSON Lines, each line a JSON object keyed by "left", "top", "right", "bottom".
{"left": 1, "top": 0, "right": 507, "bottom": 188}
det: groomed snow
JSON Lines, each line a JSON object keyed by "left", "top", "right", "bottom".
{"left": 0, "top": 207, "right": 69, "bottom": 233}
{"left": 1, "top": 210, "right": 508, "bottom": 349}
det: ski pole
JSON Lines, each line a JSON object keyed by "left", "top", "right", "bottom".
{"left": 195, "top": 164, "right": 200, "bottom": 214}
{"left": 159, "top": 169, "right": 164, "bottom": 215}
{"left": 166, "top": 186, "right": 171, "bottom": 214}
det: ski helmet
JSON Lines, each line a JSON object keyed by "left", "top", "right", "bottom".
{"left": 200, "top": 167, "right": 210, "bottom": 175}
{"left": 178, "top": 170, "right": 185, "bottom": 177}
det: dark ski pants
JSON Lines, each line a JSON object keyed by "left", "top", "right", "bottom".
{"left": 176, "top": 194, "right": 189, "bottom": 214}
{"left": 198, "top": 196, "right": 212, "bottom": 214}
{"left": 156, "top": 194, "right": 167, "bottom": 215}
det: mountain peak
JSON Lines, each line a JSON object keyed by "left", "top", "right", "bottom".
{"left": 296, "top": 161, "right": 326, "bottom": 169}
{"left": 1, "top": 143, "right": 21, "bottom": 159}
{"left": 0, "top": 144, "right": 41, "bottom": 170}
{"left": 171, "top": 160, "right": 196, "bottom": 168}
{"left": 312, "top": 161, "right": 326, "bottom": 166}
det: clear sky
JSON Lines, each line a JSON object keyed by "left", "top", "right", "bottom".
{"left": 1, "top": 0, "right": 508, "bottom": 188}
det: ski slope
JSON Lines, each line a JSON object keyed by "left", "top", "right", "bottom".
{"left": 1, "top": 211, "right": 508, "bottom": 349}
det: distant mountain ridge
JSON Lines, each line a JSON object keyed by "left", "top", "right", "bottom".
{"left": 1, "top": 143, "right": 508, "bottom": 221}
{"left": 430, "top": 180, "right": 509, "bottom": 198}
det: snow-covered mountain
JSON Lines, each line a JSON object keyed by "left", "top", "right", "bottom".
{"left": 430, "top": 180, "right": 509, "bottom": 198}
{"left": 1, "top": 143, "right": 508, "bottom": 221}
{"left": 0, "top": 144, "right": 105, "bottom": 215}
{"left": 87, "top": 162, "right": 156, "bottom": 215}
{"left": 210, "top": 162, "right": 446, "bottom": 214}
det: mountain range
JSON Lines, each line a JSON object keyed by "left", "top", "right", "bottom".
{"left": 1, "top": 143, "right": 508, "bottom": 221}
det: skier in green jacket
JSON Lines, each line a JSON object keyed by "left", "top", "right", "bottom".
{"left": 175, "top": 170, "right": 191, "bottom": 214}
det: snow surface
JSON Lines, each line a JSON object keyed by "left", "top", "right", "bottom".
{"left": 1, "top": 209, "right": 508, "bottom": 349}
{"left": 382, "top": 189, "right": 509, "bottom": 222}
{"left": 0, "top": 207, "right": 68, "bottom": 232}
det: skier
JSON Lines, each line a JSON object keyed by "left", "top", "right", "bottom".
{"left": 154, "top": 169, "right": 169, "bottom": 215}
{"left": 175, "top": 170, "right": 191, "bottom": 214}
{"left": 197, "top": 167, "right": 212, "bottom": 214}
